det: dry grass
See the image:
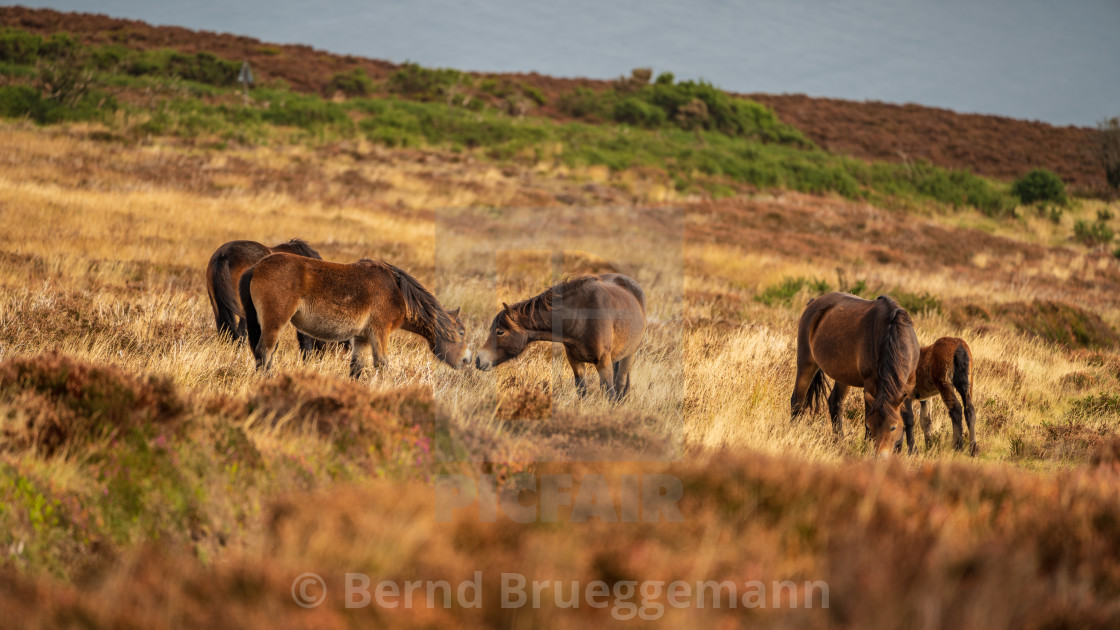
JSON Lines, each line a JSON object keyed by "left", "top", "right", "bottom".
{"left": 1, "top": 119, "right": 1119, "bottom": 627}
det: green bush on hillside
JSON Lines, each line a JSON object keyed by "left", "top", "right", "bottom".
{"left": 556, "top": 75, "right": 812, "bottom": 147}
{"left": 0, "top": 83, "right": 113, "bottom": 124}
{"left": 0, "top": 29, "right": 79, "bottom": 65}
{"left": 754, "top": 277, "right": 832, "bottom": 306}
{"left": 1074, "top": 219, "right": 1114, "bottom": 246}
{"left": 1012, "top": 168, "right": 1067, "bottom": 205}
{"left": 386, "top": 62, "right": 472, "bottom": 104}
{"left": 326, "top": 67, "right": 374, "bottom": 97}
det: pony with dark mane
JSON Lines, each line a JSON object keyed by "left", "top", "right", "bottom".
{"left": 910, "top": 336, "right": 978, "bottom": 455}
{"left": 475, "top": 273, "right": 645, "bottom": 400}
{"left": 238, "top": 253, "right": 470, "bottom": 377}
{"left": 205, "top": 238, "right": 326, "bottom": 356}
{"left": 790, "top": 292, "right": 921, "bottom": 457}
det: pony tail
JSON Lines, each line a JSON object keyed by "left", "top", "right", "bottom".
{"left": 805, "top": 369, "right": 830, "bottom": 414}
{"left": 238, "top": 268, "right": 262, "bottom": 353}
{"left": 872, "top": 303, "right": 913, "bottom": 415}
{"left": 209, "top": 257, "right": 242, "bottom": 340}
{"left": 952, "top": 342, "right": 971, "bottom": 396}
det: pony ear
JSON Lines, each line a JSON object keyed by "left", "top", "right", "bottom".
{"left": 501, "top": 302, "right": 510, "bottom": 311}
{"left": 448, "top": 306, "right": 461, "bottom": 318}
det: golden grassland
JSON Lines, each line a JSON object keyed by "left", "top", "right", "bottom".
{"left": 2, "top": 120, "right": 1120, "bottom": 628}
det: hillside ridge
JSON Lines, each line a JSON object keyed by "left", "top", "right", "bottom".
{"left": 0, "top": 5, "right": 1108, "bottom": 194}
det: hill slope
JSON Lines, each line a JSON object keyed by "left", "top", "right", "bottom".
{"left": 0, "top": 5, "right": 1110, "bottom": 194}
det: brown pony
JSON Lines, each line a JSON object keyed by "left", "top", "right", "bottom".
{"left": 910, "top": 337, "right": 978, "bottom": 455}
{"left": 790, "top": 292, "right": 921, "bottom": 457}
{"left": 475, "top": 274, "right": 645, "bottom": 400}
{"left": 205, "top": 239, "right": 326, "bottom": 356}
{"left": 238, "top": 253, "right": 471, "bottom": 377}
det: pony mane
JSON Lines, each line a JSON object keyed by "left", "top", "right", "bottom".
{"left": 368, "top": 261, "right": 458, "bottom": 340}
{"left": 498, "top": 275, "right": 601, "bottom": 331}
{"left": 276, "top": 238, "right": 322, "bottom": 260}
{"left": 870, "top": 295, "right": 914, "bottom": 416}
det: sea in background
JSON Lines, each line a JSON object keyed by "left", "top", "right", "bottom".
{"left": 13, "top": 0, "right": 1120, "bottom": 127}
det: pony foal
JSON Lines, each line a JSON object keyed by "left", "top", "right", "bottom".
{"left": 910, "top": 336, "right": 978, "bottom": 455}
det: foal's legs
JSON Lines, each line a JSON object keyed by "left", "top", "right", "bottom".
{"left": 827, "top": 383, "right": 849, "bottom": 436}
{"left": 935, "top": 379, "right": 966, "bottom": 451}
{"left": 918, "top": 399, "right": 934, "bottom": 448}
{"left": 954, "top": 369, "right": 978, "bottom": 456}
{"left": 566, "top": 348, "right": 588, "bottom": 397}
{"left": 612, "top": 354, "right": 636, "bottom": 400}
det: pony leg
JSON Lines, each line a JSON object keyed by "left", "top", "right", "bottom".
{"left": 296, "top": 331, "right": 319, "bottom": 361}
{"left": 613, "top": 354, "right": 636, "bottom": 400}
{"left": 349, "top": 337, "right": 372, "bottom": 379}
{"left": 254, "top": 326, "right": 283, "bottom": 373}
{"left": 953, "top": 358, "right": 978, "bottom": 457}
{"left": 935, "top": 379, "right": 965, "bottom": 451}
{"left": 566, "top": 348, "right": 588, "bottom": 397}
{"left": 901, "top": 398, "right": 916, "bottom": 454}
{"left": 964, "top": 396, "right": 978, "bottom": 456}
{"left": 251, "top": 303, "right": 287, "bottom": 374}
{"left": 371, "top": 329, "right": 391, "bottom": 369}
{"left": 827, "top": 382, "right": 849, "bottom": 436}
{"left": 594, "top": 354, "right": 617, "bottom": 400}
{"left": 919, "top": 399, "right": 934, "bottom": 448}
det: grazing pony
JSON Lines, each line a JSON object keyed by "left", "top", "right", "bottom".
{"left": 238, "top": 253, "right": 470, "bottom": 377}
{"left": 910, "top": 337, "right": 978, "bottom": 455}
{"left": 475, "top": 274, "right": 645, "bottom": 400}
{"left": 790, "top": 292, "right": 920, "bottom": 457}
{"left": 205, "top": 239, "right": 326, "bottom": 356}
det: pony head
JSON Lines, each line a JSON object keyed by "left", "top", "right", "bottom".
{"left": 475, "top": 303, "right": 532, "bottom": 371}
{"left": 430, "top": 306, "right": 471, "bottom": 369}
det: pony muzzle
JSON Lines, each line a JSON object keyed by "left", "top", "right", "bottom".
{"left": 474, "top": 349, "right": 495, "bottom": 371}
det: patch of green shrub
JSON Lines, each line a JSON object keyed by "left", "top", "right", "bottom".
{"left": 522, "top": 85, "right": 546, "bottom": 106}
{"left": 0, "top": 28, "right": 43, "bottom": 64}
{"left": 878, "top": 160, "right": 1017, "bottom": 217}
{"left": 1073, "top": 219, "right": 1114, "bottom": 246}
{"left": 258, "top": 92, "right": 351, "bottom": 128}
{"left": 1012, "top": 168, "right": 1067, "bottom": 205}
{"left": 0, "top": 85, "right": 56, "bottom": 122}
{"left": 326, "top": 67, "right": 374, "bottom": 97}
{"left": 386, "top": 62, "right": 470, "bottom": 103}
{"left": 0, "top": 84, "right": 112, "bottom": 124}
{"left": 612, "top": 97, "right": 666, "bottom": 128}
{"left": 893, "top": 290, "right": 942, "bottom": 315}
{"left": 1037, "top": 204, "right": 1064, "bottom": 223}
{"left": 557, "top": 86, "right": 609, "bottom": 120}
{"left": 754, "top": 277, "right": 831, "bottom": 306}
